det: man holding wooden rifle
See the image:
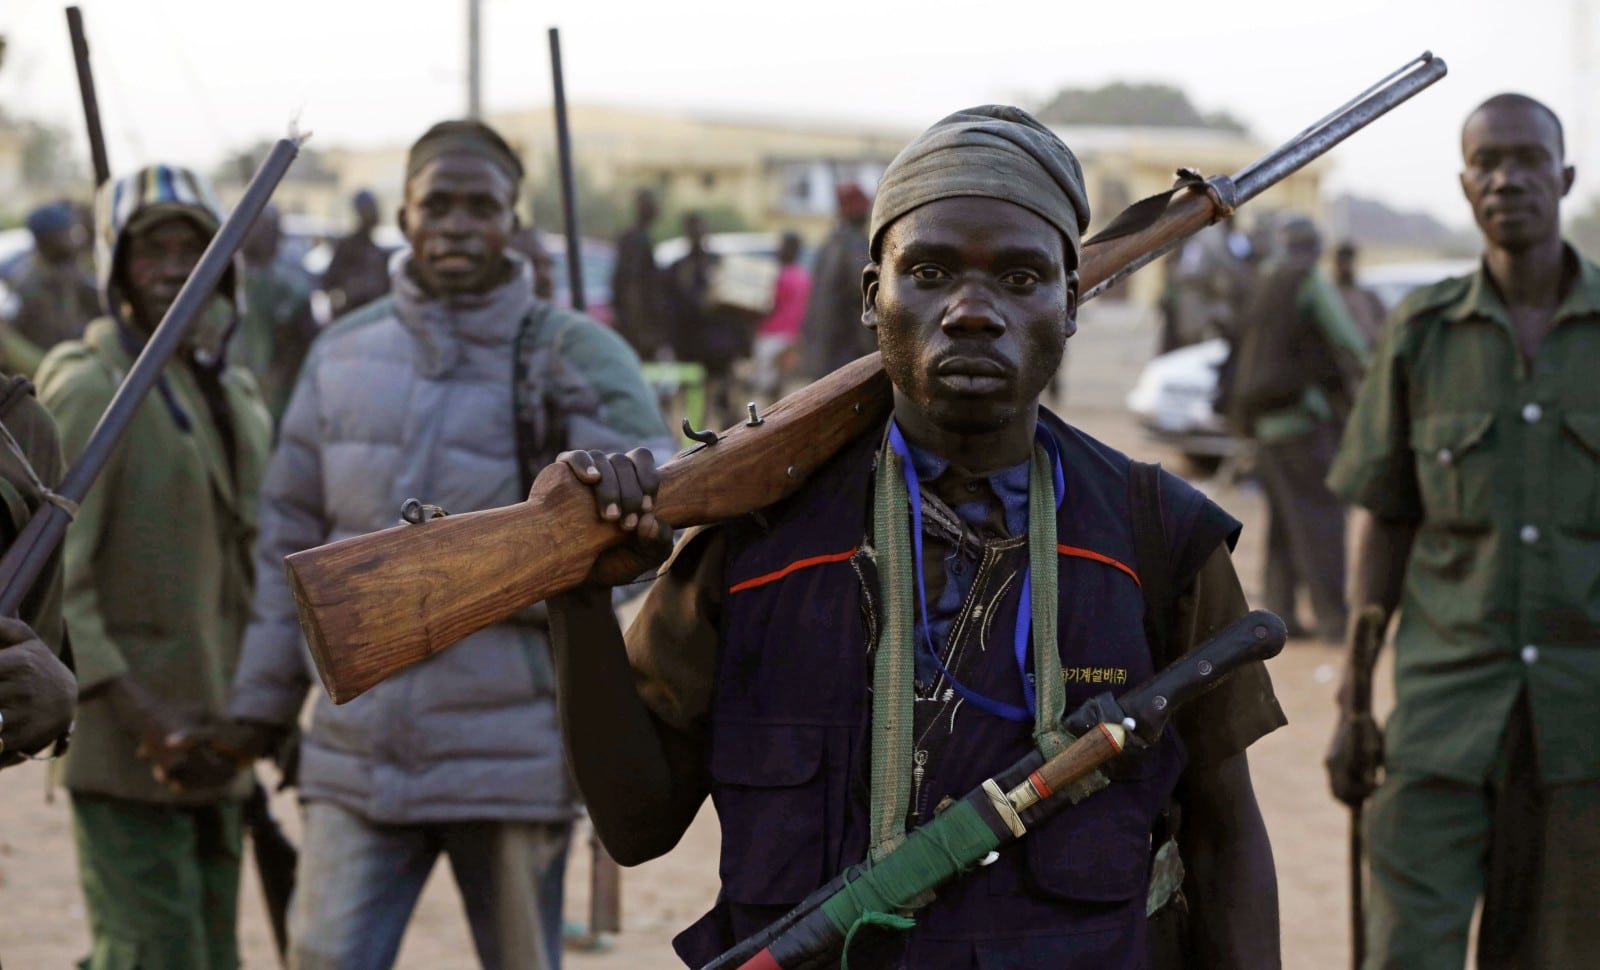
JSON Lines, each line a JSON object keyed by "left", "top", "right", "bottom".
{"left": 224, "top": 120, "right": 669, "bottom": 970}
{"left": 548, "top": 105, "right": 1285, "bottom": 969}
{"left": 1328, "top": 93, "right": 1600, "bottom": 969}
{"left": 38, "top": 163, "right": 274, "bottom": 970}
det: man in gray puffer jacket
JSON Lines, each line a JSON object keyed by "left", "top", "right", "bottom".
{"left": 226, "top": 120, "right": 670, "bottom": 970}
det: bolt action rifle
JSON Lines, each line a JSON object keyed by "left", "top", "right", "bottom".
{"left": 289, "top": 53, "right": 1447, "bottom": 705}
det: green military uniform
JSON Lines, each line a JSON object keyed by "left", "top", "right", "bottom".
{"left": 1252, "top": 268, "right": 1368, "bottom": 444}
{"left": 1247, "top": 265, "right": 1367, "bottom": 640}
{"left": 1329, "top": 248, "right": 1600, "bottom": 968}
{"left": 39, "top": 316, "right": 271, "bottom": 970}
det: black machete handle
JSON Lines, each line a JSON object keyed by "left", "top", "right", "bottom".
{"left": 1119, "top": 609, "right": 1286, "bottom": 745}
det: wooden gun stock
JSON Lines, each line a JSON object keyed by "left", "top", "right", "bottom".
{"left": 293, "top": 47, "right": 1451, "bottom": 702}
{"left": 290, "top": 355, "right": 894, "bottom": 702}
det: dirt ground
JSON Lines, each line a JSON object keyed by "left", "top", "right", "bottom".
{"left": 0, "top": 303, "right": 1395, "bottom": 968}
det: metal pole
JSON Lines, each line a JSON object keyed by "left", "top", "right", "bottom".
{"left": 466, "top": 0, "right": 482, "bottom": 120}
{"left": 0, "top": 136, "right": 303, "bottom": 616}
{"left": 65, "top": 6, "right": 111, "bottom": 187}
{"left": 548, "top": 27, "right": 586, "bottom": 312}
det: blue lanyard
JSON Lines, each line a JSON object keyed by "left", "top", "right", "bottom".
{"left": 886, "top": 421, "right": 1066, "bottom": 723}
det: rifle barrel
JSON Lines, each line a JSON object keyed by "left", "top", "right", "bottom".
{"left": 65, "top": 6, "right": 111, "bottom": 187}
{"left": 0, "top": 137, "right": 302, "bottom": 616}
{"left": 548, "top": 27, "right": 586, "bottom": 312}
{"left": 1082, "top": 52, "right": 1447, "bottom": 302}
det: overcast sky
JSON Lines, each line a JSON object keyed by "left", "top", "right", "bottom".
{"left": 2, "top": 0, "right": 1595, "bottom": 229}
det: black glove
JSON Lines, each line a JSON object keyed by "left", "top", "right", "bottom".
{"left": 1325, "top": 712, "right": 1384, "bottom": 807}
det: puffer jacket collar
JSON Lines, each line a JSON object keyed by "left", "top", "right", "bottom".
{"left": 391, "top": 252, "right": 535, "bottom": 379}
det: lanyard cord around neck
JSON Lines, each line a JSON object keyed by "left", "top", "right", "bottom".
{"left": 869, "top": 420, "right": 1074, "bottom": 861}
{"left": 884, "top": 421, "right": 1064, "bottom": 722}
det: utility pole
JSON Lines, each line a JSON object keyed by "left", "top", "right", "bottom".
{"left": 1576, "top": 0, "right": 1597, "bottom": 185}
{"left": 466, "top": 0, "right": 482, "bottom": 119}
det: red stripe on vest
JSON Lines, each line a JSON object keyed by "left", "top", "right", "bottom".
{"left": 738, "top": 949, "right": 785, "bottom": 970}
{"left": 728, "top": 547, "right": 860, "bottom": 595}
{"left": 1056, "top": 544, "right": 1141, "bottom": 587}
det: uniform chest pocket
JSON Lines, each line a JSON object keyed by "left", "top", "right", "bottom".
{"left": 1411, "top": 412, "right": 1495, "bottom": 528}
{"left": 708, "top": 722, "right": 830, "bottom": 906}
{"left": 1560, "top": 414, "right": 1600, "bottom": 532}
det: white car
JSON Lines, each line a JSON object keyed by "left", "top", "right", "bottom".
{"left": 1125, "top": 337, "right": 1237, "bottom": 468}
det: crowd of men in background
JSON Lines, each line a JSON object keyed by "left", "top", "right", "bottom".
{"left": 0, "top": 90, "right": 1590, "bottom": 970}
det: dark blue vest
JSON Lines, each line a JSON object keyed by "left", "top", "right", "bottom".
{"left": 674, "top": 411, "right": 1239, "bottom": 970}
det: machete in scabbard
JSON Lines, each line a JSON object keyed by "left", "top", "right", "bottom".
{"left": 705, "top": 610, "right": 1288, "bottom": 970}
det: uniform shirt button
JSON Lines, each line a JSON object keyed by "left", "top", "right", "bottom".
{"left": 1522, "top": 402, "right": 1543, "bottom": 423}
{"left": 1521, "top": 644, "right": 1539, "bottom": 665}
{"left": 1436, "top": 448, "right": 1454, "bottom": 465}
{"left": 1520, "top": 524, "right": 1541, "bottom": 545}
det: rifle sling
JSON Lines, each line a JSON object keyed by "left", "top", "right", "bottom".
{"left": 1085, "top": 169, "right": 1239, "bottom": 248}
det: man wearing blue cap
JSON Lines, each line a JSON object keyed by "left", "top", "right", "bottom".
{"left": 548, "top": 106, "right": 1284, "bottom": 968}
{"left": 0, "top": 201, "right": 99, "bottom": 375}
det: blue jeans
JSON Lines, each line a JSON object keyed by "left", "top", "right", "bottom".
{"left": 288, "top": 800, "right": 570, "bottom": 970}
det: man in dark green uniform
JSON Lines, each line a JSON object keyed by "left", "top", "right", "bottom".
{"left": 1327, "top": 93, "right": 1600, "bottom": 968}
{"left": 1230, "top": 216, "right": 1367, "bottom": 641}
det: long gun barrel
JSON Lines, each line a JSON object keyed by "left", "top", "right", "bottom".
{"left": 548, "top": 27, "right": 587, "bottom": 313}
{"left": 65, "top": 6, "right": 111, "bottom": 188}
{"left": 0, "top": 137, "right": 303, "bottom": 616}
{"left": 289, "top": 52, "right": 1446, "bottom": 704}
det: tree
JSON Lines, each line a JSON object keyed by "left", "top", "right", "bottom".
{"left": 1033, "top": 82, "right": 1250, "bottom": 134}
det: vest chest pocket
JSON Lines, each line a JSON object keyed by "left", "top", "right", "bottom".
{"left": 1560, "top": 414, "right": 1600, "bottom": 531}
{"left": 709, "top": 722, "right": 831, "bottom": 906}
{"left": 1411, "top": 413, "right": 1495, "bottom": 528}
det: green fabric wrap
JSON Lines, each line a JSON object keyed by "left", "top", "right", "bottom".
{"left": 869, "top": 444, "right": 918, "bottom": 861}
{"left": 821, "top": 799, "right": 1001, "bottom": 952}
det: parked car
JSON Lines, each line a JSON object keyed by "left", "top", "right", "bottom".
{"left": 1125, "top": 258, "right": 1478, "bottom": 470}
{"left": 1125, "top": 337, "right": 1237, "bottom": 469}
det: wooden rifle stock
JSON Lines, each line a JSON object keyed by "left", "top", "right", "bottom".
{"left": 292, "top": 52, "right": 1448, "bottom": 703}
{"left": 291, "top": 355, "right": 894, "bottom": 702}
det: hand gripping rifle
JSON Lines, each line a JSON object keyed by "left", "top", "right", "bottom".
{"left": 705, "top": 610, "right": 1287, "bottom": 970}
{"left": 289, "top": 53, "right": 1446, "bottom": 704}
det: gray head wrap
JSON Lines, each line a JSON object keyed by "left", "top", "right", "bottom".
{"left": 870, "top": 105, "right": 1091, "bottom": 268}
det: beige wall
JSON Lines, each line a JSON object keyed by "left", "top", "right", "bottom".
{"left": 304, "top": 105, "right": 1328, "bottom": 306}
